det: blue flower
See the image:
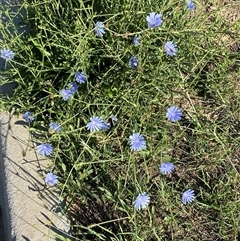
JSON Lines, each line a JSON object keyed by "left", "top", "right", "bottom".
{"left": 101, "top": 122, "right": 111, "bottom": 131}
{"left": 45, "top": 172, "right": 58, "bottom": 186}
{"left": 129, "top": 56, "right": 138, "bottom": 68}
{"left": 67, "top": 82, "right": 79, "bottom": 94}
{"left": 37, "top": 143, "right": 53, "bottom": 156}
{"left": 94, "top": 21, "right": 105, "bottom": 37}
{"left": 86, "top": 116, "right": 105, "bottom": 132}
{"left": 49, "top": 122, "right": 61, "bottom": 133}
{"left": 111, "top": 115, "right": 118, "bottom": 122}
{"left": 60, "top": 89, "right": 73, "bottom": 101}
{"left": 160, "top": 162, "right": 175, "bottom": 174}
{"left": 146, "top": 12, "right": 163, "bottom": 28}
{"left": 166, "top": 106, "right": 182, "bottom": 122}
{"left": 187, "top": 1, "right": 195, "bottom": 10}
{"left": 1, "top": 48, "right": 14, "bottom": 60}
{"left": 133, "top": 36, "right": 141, "bottom": 46}
{"left": 75, "top": 72, "right": 87, "bottom": 84}
{"left": 133, "top": 192, "right": 150, "bottom": 210}
{"left": 129, "top": 133, "right": 146, "bottom": 151}
{"left": 23, "top": 112, "right": 34, "bottom": 122}
{"left": 182, "top": 189, "right": 196, "bottom": 204}
{"left": 164, "top": 41, "right": 178, "bottom": 56}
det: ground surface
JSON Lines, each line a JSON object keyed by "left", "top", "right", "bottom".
{"left": 0, "top": 112, "right": 71, "bottom": 240}
{"left": 0, "top": 202, "right": 6, "bottom": 240}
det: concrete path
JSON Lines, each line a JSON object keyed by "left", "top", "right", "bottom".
{"left": 0, "top": 112, "right": 71, "bottom": 240}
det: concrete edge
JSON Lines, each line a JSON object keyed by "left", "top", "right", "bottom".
{"left": 0, "top": 111, "right": 72, "bottom": 240}
{"left": 0, "top": 112, "right": 11, "bottom": 241}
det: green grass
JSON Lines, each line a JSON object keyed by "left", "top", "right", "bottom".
{"left": 1, "top": 0, "right": 240, "bottom": 240}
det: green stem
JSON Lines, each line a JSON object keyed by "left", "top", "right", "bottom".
{"left": 22, "top": 122, "right": 31, "bottom": 157}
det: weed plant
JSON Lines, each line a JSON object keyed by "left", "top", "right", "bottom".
{"left": 1, "top": 0, "right": 240, "bottom": 240}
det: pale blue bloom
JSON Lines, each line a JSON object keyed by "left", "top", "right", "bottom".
{"left": 164, "top": 41, "right": 178, "bottom": 56}
{"left": 60, "top": 89, "right": 73, "bottom": 101}
{"left": 133, "top": 36, "right": 141, "bottom": 46}
{"left": 101, "top": 122, "right": 111, "bottom": 131}
{"left": 23, "top": 112, "right": 34, "bottom": 122}
{"left": 1, "top": 49, "right": 14, "bottom": 60}
{"left": 133, "top": 192, "right": 150, "bottom": 210}
{"left": 94, "top": 21, "right": 105, "bottom": 37}
{"left": 187, "top": 1, "right": 195, "bottom": 10}
{"left": 86, "top": 116, "right": 105, "bottom": 132}
{"left": 75, "top": 72, "right": 87, "bottom": 84}
{"left": 129, "top": 56, "right": 138, "bottom": 68}
{"left": 166, "top": 106, "right": 182, "bottom": 122}
{"left": 45, "top": 172, "right": 58, "bottom": 186}
{"left": 111, "top": 115, "right": 118, "bottom": 122}
{"left": 37, "top": 143, "right": 53, "bottom": 156}
{"left": 129, "top": 133, "right": 146, "bottom": 151}
{"left": 160, "top": 162, "right": 175, "bottom": 174}
{"left": 182, "top": 189, "right": 196, "bottom": 204}
{"left": 146, "top": 12, "right": 163, "bottom": 28}
{"left": 67, "top": 82, "right": 79, "bottom": 94}
{"left": 49, "top": 122, "right": 61, "bottom": 133}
